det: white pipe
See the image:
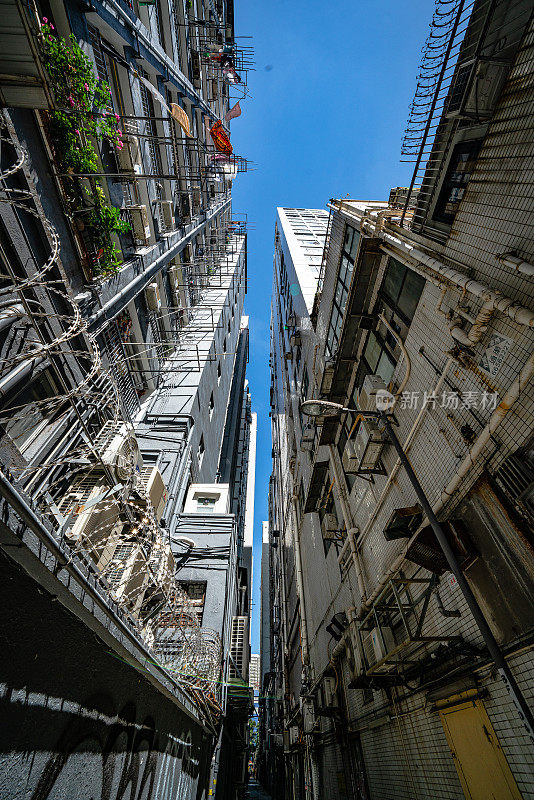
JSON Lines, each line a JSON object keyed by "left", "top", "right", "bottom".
{"left": 497, "top": 253, "right": 534, "bottom": 278}
{"left": 379, "top": 228, "right": 534, "bottom": 328}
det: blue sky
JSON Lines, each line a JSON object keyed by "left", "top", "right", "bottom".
{"left": 230, "top": 0, "right": 433, "bottom": 654}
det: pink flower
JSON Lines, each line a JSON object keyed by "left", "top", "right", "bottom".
{"left": 84, "top": 82, "right": 89, "bottom": 91}
{"left": 42, "top": 16, "right": 48, "bottom": 22}
{"left": 75, "top": 129, "right": 80, "bottom": 135}
{"left": 115, "top": 113, "right": 120, "bottom": 121}
{"left": 50, "top": 24, "right": 54, "bottom": 29}
{"left": 67, "top": 96, "right": 75, "bottom": 107}
{"left": 117, "top": 129, "right": 122, "bottom": 136}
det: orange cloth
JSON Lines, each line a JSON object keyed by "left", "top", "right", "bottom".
{"left": 210, "top": 120, "right": 233, "bottom": 155}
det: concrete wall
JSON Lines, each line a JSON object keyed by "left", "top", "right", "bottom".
{"left": 0, "top": 550, "right": 210, "bottom": 800}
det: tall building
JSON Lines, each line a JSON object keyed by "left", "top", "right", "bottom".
{"left": 249, "top": 653, "right": 260, "bottom": 694}
{"left": 266, "top": 4, "right": 534, "bottom": 799}
{"left": 0, "top": 0, "right": 254, "bottom": 798}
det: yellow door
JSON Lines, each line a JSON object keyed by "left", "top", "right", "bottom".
{"left": 439, "top": 697, "right": 523, "bottom": 800}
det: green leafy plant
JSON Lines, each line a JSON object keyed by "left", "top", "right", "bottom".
{"left": 39, "top": 19, "right": 129, "bottom": 276}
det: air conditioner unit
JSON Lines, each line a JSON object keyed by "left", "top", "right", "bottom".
{"left": 139, "top": 465, "right": 168, "bottom": 521}
{"left": 128, "top": 205, "right": 151, "bottom": 245}
{"left": 93, "top": 422, "right": 142, "bottom": 482}
{"left": 289, "top": 331, "right": 301, "bottom": 347}
{"left": 160, "top": 200, "right": 175, "bottom": 232}
{"left": 360, "top": 626, "right": 395, "bottom": 670}
{"left": 288, "top": 455, "right": 296, "bottom": 473}
{"left": 58, "top": 478, "right": 123, "bottom": 571}
{"left": 182, "top": 243, "right": 193, "bottom": 263}
{"left": 107, "top": 542, "right": 150, "bottom": 618}
{"left": 146, "top": 282, "right": 161, "bottom": 311}
{"left": 321, "top": 513, "right": 340, "bottom": 541}
{"left": 358, "top": 374, "right": 387, "bottom": 412}
{"left": 230, "top": 615, "right": 250, "bottom": 681}
{"left": 117, "top": 134, "right": 142, "bottom": 174}
{"left": 320, "top": 357, "right": 336, "bottom": 394}
{"left": 344, "top": 419, "right": 384, "bottom": 473}
{"left": 447, "top": 58, "right": 510, "bottom": 119}
{"left": 289, "top": 727, "right": 298, "bottom": 746}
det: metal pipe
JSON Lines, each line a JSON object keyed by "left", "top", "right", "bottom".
{"left": 380, "top": 414, "right": 534, "bottom": 743}
{"left": 0, "top": 353, "right": 46, "bottom": 398}
{"left": 0, "top": 303, "right": 24, "bottom": 332}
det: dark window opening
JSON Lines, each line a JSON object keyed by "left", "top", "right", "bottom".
{"left": 433, "top": 139, "right": 482, "bottom": 224}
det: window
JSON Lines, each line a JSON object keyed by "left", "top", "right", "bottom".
{"left": 353, "top": 257, "right": 425, "bottom": 401}
{"left": 198, "top": 435, "right": 205, "bottom": 467}
{"left": 217, "top": 361, "right": 221, "bottom": 382}
{"left": 433, "top": 139, "right": 482, "bottom": 224}
{"left": 325, "top": 225, "right": 360, "bottom": 358}
{"left": 209, "top": 393, "right": 214, "bottom": 417}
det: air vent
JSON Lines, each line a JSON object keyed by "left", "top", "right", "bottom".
{"left": 494, "top": 452, "right": 534, "bottom": 520}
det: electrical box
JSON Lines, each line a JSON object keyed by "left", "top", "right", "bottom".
{"left": 360, "top": 626, "right": 395, "bottom": 669}
{"left": 128, "top": 205, "right": 151, "bottom": 245}
{"left": 160, "top": 200, "right": 175, "bottom": 232}
{"left": 358, "top": 374, "right": 387, "bottom": 412}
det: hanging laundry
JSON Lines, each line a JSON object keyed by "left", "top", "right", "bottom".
{"left": 224, "top": 101, "right": 242, "bottom": 123}
{"left": 210, "top": 120, "right": 233, "bottom": 155}
{"left": 170, "top": 103, "right": 192, "bottom": 137}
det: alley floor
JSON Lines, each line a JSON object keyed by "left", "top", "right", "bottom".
{"left": 245, "top": 778, "right": 272, "bottom": 799}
